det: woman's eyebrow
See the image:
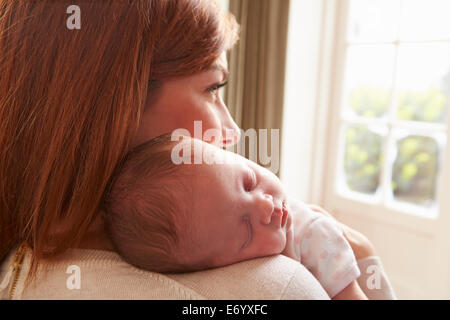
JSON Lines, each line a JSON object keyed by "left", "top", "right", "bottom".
{"left": 207, "top": 63, "right": 229, "bottom": 82}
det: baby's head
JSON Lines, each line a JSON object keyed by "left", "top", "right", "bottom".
{"left": 103, "top": 134, "right": 291, "bottom": 273}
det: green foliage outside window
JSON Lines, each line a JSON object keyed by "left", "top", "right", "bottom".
{"left": 349, "top": 86, "right": 391, "bottom": 118}
{"left": 344, "top": 86, "right": 445, "bottom": 205}
{"left": 344, "top": 125, "right": 383, "bottom": 194}
{"left": 348, "top": 85, "right": 448, "bottom": 123}
{"left": 397, "top": 88, "right": 447, "bottom": 123}
{"left": 392, "top": 136, "right": 438, "bottom": 206}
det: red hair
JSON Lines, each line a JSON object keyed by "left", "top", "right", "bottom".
{"left": 0, "top": 0, "right": 238, "bottom": 272}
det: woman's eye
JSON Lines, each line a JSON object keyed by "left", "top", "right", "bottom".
{"left": 207, "top": 81, "right": 228, "bottom": 96}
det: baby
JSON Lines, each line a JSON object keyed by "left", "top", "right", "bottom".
{"left": 102, "top": 134, "right": 363, "bottom": 299}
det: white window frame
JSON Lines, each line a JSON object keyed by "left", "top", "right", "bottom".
{"left": 318, "top": 0, "right": 450, "bottom": 236}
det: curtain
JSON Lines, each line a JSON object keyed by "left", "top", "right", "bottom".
{"left": 225, "top": 0, "right": 290, "bottom": 174}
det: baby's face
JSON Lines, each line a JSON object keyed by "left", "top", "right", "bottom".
{"left": 182, "top": 138, "right": 292, "bottom": 268}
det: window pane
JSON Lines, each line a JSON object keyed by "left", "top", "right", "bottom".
{"left": 391, "top": 134, "right": 443, "bottom": 207}
{"left": 348, "top": 0, "right": 401, "bottom": 43}
{"left": 343, "top": 125, "right": 384, "bottom": 194}
{"left": 396, "top": 43, "right": 450, "bottom": 123}
{"left": 400, "top": 0, "right": 450, "bottom": 41}
{"left": 343, "top": 45, "right": 396, "bottom": 119}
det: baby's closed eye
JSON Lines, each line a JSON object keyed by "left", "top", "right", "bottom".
{"left": 243, "top": 168, "right": 257, "bottom": 192}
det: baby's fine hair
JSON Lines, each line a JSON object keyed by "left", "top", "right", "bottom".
{"left": 102, "top": 133, "right": 194, "bottom": 273}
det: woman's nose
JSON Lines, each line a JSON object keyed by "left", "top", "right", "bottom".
{"left": 257, "top": 193, "right": 274, "bottom": 225}
{"left": 222, "top": 126, "right": 241, "bottom": 146}
{"left": 218, "top": 103, "right": 241, "bottom": 146}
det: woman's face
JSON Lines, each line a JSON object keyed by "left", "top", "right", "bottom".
{"left": 132, "top": 52, "right": 241, "bottom": 149}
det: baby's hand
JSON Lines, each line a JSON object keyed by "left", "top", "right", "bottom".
{"left": 280, "top": 197, "right": 312, "bottom": 261}
{"left": 333, "top": 280, "right": 368, "bottom": 300}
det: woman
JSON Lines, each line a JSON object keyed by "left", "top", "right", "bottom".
{"left": 0, "top": 0, "right": 394, "bottom": 299}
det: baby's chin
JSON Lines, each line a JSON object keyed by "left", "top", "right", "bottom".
{"left": 278, "top": 232, "right": 288, "bottom": 253}
{"left": 265, "top": 229, "right": 288, "bottom": 255}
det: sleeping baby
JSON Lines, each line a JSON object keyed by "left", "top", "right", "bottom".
{"left": 102, "top": 134, "right": 364, "bottom": 299}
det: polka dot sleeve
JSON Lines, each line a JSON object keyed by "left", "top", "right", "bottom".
{"left": 298, "top": 216, "right": 361, "bottom": 298}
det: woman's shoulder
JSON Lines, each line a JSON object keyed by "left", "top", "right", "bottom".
{"left": 1, "top": 246, "right": 329, "bottom": 300}
{"left": 1, "top": 246, "right": 204, "bottom": 300}
{"left": 167, "top": 255, "right": 329, "bottom": 300}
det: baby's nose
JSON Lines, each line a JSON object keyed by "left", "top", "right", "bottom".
{"left": 259, "top": 194, "right": 274, "bottom": 225}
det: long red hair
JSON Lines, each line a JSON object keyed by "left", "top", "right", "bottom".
{"left": 0, "top": 0, "right": 238, "bottom": 268}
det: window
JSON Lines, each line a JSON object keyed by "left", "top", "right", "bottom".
{"left": 335, "top": 0, "right": 450, "bottom": 218}
{"left": 310, "top": 0, "right": 450, "bottom": 299}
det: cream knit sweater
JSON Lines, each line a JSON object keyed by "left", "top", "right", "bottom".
{"left": 0, "top": 245, "right": 395, "bottom": 300}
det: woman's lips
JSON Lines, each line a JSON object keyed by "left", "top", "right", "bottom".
{"left": 222, "top": 139, "right": 234, "bottom": 146}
